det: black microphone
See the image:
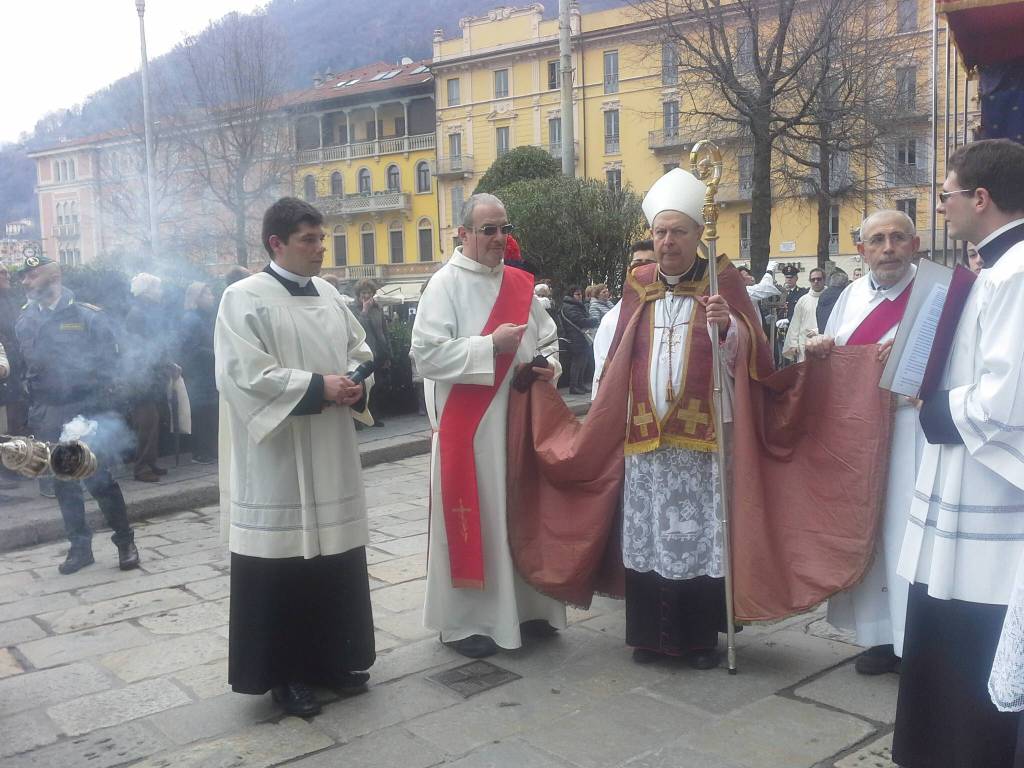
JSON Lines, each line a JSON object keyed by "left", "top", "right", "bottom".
{"left": 347, "top": 360, "right": 376, "bottom": 385}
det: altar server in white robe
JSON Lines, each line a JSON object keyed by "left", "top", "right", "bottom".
{"left": 891, "top": 139, "right": 1024, "bottom": 768}
{"left": 807, "top": 210, "right": 923, "bottom": 676}
{"left": 217, "top": 197, "right": 376, "bottom": 718}
{"left": 412, "top": 192, "right": 566, "bottom": 659}
{"left": 781, "top": 267, "right": 826, "bottom": 363}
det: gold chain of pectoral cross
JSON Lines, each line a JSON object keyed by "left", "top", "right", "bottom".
{"left": 657, "top": 294, "right": 688, "bottom": 403}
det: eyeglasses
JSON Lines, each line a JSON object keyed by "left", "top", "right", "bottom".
{"left": 468, "top": 223, "right": 514, "bottom": 236}
{"left": 865, "top": 231, "right": 913, "bottom": 247}
{"left": 809, "top": 276, "right": 825, "bottom": 282}
{"left": 938, "top": 188, "right": 976, "bottom": 203}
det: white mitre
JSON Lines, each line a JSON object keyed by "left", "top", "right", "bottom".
{"left": 642, "top": 168, "right": 707, "bottom": 227}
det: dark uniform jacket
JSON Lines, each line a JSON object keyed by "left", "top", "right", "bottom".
{"left": 16, "top": 288, "right": 118, "bottom": 409}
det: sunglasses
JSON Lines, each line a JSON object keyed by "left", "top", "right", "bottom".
{"left": 938, "top": 188, "right": 975, "bottom": 203}
{"left": 469, "top": 223, "right": 514, "bottom": 236}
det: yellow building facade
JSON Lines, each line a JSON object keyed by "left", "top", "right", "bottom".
{"left": 431, "top": 1, "right": 972, "bottom": 283}
{"left": 286, "top": 60, "right": 441, "bottom": 290}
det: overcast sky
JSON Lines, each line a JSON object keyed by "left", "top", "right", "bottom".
{"left": 2, "top": 0, "right": 268, "bottom": 145}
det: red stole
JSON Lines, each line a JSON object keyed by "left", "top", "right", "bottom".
{"left": 845, "top": 281, "right": 913, "bottom": 345}
{"left": 438, "top": 265, "right": 534, "bottom": 589}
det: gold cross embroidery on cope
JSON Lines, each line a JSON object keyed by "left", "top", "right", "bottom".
{"left": 452, "top": 498, "right": 473, "bottom": 542}
{"left": 656, "top": 318, "right": 687, "bottom": 402}
{"left": 632, "top": 403, "right": 656, "bottom": 438}
{"left": 675, "top": 398, "right": 709, "bottom": 435}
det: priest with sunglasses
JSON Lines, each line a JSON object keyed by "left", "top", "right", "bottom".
{"left": 411, "top": 192, "right": 566, "bottom": 659}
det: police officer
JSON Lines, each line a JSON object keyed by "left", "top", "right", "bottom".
{"left": 779, "top": 264, "right": 808, "bottom": 321}
{"left": 15, "top": 255, "right": 140, "bottom": 575}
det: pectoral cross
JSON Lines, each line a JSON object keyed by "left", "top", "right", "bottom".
{"left": 452, "top": 498, "right": 473, "bottom": 542}
{"left": 675, "top": 399, "right": 709, "bottom": 435}
{"left": 656, "top": 322, "right": 686, "bottom": 402}
{"left": 633, "top": 403, "right": 656, "bottom": 438}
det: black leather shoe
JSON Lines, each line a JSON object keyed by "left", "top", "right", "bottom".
{"left": 520, "top": 619, "right": 559, "bottom": 638}
{"left": 855, "top": 644, "right": 899, "bottom": 675}
{"left": 446, "top": 634, "right": 499, "bottom": 658}
{"left": 149, "top": 464, "right": 168, "bottom": 476}
{"left": 631, "top": 648, "right": 662, "bottom": 664}
{"left": 687, "top": 649, "right": 720, "bottom": 670}
{"left": 334, "top": 671, "right": 370, "bottom": 694}
{"left": 271, "top": 682, "right": 321, "bottom": 717}
{"left": 59, "top": 547, "right": 95, "bottom": 575}
{"left": 117, "top": 542, "right": 141, "bottom": 571}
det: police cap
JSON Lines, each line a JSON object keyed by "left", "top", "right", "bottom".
{"left": 780, "top": 265, "right": 799, "bottom": 277}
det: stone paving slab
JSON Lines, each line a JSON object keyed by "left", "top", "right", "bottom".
{"left": 0, "top": 709, "right": 61, "bottom": 758}
{"left": 145, "top": 690, "right": 279, "bottom": 744}
{"left": 129, "top": 716, "right": 335, "bottom": 768}
{"left": 523, "top": 691, "right": 714, "bottom": 768}
{"left": 0, "top": 646, "right": 24, "bottom": 678}
{"left": 76, "top": 564, "right": 220, "bottom": 602}
{"left": 794, "top": 661, "right": 900, "bottom": 724}
{"left": 683, "top": 695, "right": 876, "bottom": 768}
{"left": 47, "top": 677, "right": 193, "bottom": 736}
{"left": 39, "top": 587, "right": 198, "bottom": 634}
{"left": 99, "top": 630, "right": 227, "bottom": 682}
{"left": 0, "top": 617, "right": 46, "bottom": 646}
{"left": 442, "top": 739, "right": 576, "bottom": 768}
{"left": 17, "top": 621, "right": 150, "bottom": 669}
{"left": 169, "top": 658, "right": 231, "bottom": 700}
{"left": 2, "top": 721, "right": 172, "bottom": 768}
{"left": 136, "top": 597, "right": 228, "bottom": 635}
{"left": 0, "top": 662, "right": 112, "bottom": 718}
{"left": 834, "top": 732, "right": 897, "bottom": 768}
{"left": 286, "top": 725, "right": 446, "bottom": 768}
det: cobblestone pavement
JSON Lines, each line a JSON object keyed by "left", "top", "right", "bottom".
{"left": 0, "top": 455, "right": 900, "bottom": 767}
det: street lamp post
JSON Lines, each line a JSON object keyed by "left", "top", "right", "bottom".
{"left": 135, "top": 0, "right": 160, "bottom": 259}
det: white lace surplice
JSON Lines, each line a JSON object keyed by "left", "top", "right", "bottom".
{"left": 623, "top": 447, "right": 724, "bottom": 580}
{"left": 990, "top": 551, "right": 1024, "bottom": 712}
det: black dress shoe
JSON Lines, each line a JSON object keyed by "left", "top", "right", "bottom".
{"left": 149, "top": 464, "right": 168, "bottom": 476}
{"left": 271, "top": 682, "right": 321, "bottom": 717}
{"left": 372, "top": 420, "right": 385, "bottom": 428}
{"left": 59, "top": 547, "right": 95, "bottom": 575}
{"left": 446, "top": 634, "right": 499, "bottom": 658}
{"left": 687, "top": 649, "right": 721, "bottom": 670}
{"left": 631, "top": 648, "right": 662, "bottom": 664}
{"left": 520, "top": 619, "right": 559, "bottom": 638}
{"left": 117, "top": 542, "right": 141, "bottom": 571}
{"left": 334, "top": 671, "right": 370, "bottom": 694}
{"left": 855, "top": 644, "right": 899, "bottom": 675}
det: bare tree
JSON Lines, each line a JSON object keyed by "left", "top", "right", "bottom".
{"left": 633, "top": 0, "right": 864, "bottom": 276}
{"left": 772, "top": 4, "right": 929, "bottom": 266}
{"left": 172, "top": 13, "right": 293, "bottom": 266}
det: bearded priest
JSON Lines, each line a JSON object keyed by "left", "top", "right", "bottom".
{"left": 592, "top": 169, "right": 772, "bottom": 670}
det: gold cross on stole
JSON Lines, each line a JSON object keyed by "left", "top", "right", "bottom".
{"left": 452, "top": 498, "right": 472, "bottom": 542}
{"left": 633, "top": 403, "right": 656, "bottom": 438}
{"left": 675, "top": 399, "right": 709, "bottom": 435}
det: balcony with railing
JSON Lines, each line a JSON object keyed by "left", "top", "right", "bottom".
{"left": 604, "top": 138, "right": 621, "bottom": 155}
{"left": 316, "top": 191, "right": 411, "bottom": 216}
{"left": 435, "top": 155, "right": 475, "bottom": 178}
{"left": 296, "top": 133, "right": 435, "bottom": 164}
{"left": 53, "top": 223, "right": 80, "bottom": 239}
{"left": 648, "top": 128, "right": 689, "bottom": 153}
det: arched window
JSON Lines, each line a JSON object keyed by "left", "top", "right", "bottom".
{"left": 417, "top": 218, "right": 434, "bottom": 262}
{"left": 303, "top": 175, "right": 317, "bottom": 201}
{"left": 360, "top": 222, "right": 375, "bottom": 265}
{"left": 388, "top": 221, "right": 404, "bottom": 264}
{"left": 386, "top": 164, "right": 400, "bottom": 192}
{"left": 330, "top": 171, "right": 343, "bottom": 197}
{"left": 333, "top": 225, "right": 348, "bottom": 266}
{"left": 358, "top": 168, "right": 372, "bottom": 194}
{"left": 415, "top": 161, "right": 431, "bottom": 194}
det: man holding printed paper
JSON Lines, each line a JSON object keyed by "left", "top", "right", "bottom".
{"left": 806, "top": 210, "right": 921, "bottom": 676}
{"left": 891, "top": 139, "right": 1024, "bottom": 768}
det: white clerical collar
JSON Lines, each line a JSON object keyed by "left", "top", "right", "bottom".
{"left": 268, "top": 259, "right": 312, "bottom": 287}
{"left": 659, "top": 270, "right": 683, "bottom": 285}
{"left": 975, "top": 218, "right": 1024, "bottom": 250}
{"left": 867, "top": 262, "right": 916, "bottom": 299}
{"left": 451, "top": 247, "right": 504, "bottom": 276}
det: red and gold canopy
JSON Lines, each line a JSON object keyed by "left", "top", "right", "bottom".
{"left": 938, "top": 0, "right": 1024, "bottom": 68}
